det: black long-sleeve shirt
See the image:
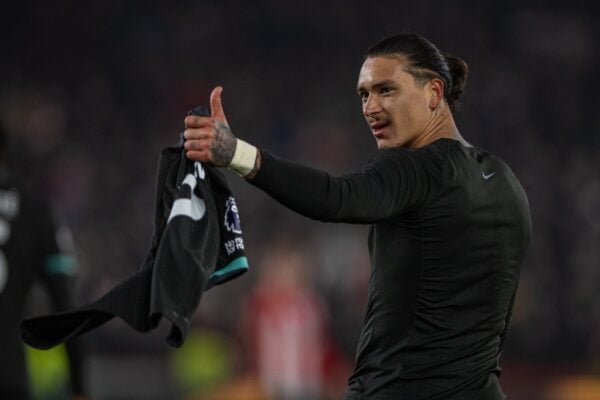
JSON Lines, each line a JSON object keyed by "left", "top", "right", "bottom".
{"left": 250, "top": 138, "right": 531, "bottom": 400}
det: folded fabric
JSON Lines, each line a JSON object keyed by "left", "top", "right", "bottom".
{"left": 21, "top": 139, "right": 249, "bottom": 349}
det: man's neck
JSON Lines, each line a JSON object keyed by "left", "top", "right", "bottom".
{"left": 410, "top": 108, "right": 470, "bottom": 149}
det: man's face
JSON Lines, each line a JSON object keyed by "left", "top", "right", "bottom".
{"left": 357, "top": 56, "right": 434, "bottom": 149}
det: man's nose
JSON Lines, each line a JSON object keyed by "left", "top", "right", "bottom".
{"left": 363, "top": 94, "right": 382, "bottom": 117}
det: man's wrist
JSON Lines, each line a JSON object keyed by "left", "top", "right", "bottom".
{"left": 228, "top": 139, "right": 258, "bottom": 177}
{"left": 243, "top": 149, "right": 261, "bottom": 180}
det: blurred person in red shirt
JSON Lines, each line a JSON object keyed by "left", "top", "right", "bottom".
{"left": 244, "top": 242, "right": 327, "bottom": 400}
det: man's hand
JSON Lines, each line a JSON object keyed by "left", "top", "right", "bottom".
{"left": 184, "top": 86, "right": 237, "bottom": 166}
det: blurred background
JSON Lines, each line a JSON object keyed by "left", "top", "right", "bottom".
{"left": 1, "top": 1, "right": 599, "bottom": 399}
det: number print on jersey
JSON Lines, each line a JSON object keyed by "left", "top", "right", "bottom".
{"left": 0, "top": 251, "right": 7, "bottom": 295}
{"left": 168, "top": 162, "right": 207, "bottom": 223}
{"left": 0, "top": 191, "right": 19, "bottom": 295}
{"left": 0, "top": 218, "right": 10, "bottom": 294}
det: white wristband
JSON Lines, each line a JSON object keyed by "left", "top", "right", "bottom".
{"left": 228, "top": 139, "right": 258, "bottom": 176}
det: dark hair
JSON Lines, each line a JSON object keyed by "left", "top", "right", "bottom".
{"left": 366, "top": 34, "right": 469, "bottom": 112}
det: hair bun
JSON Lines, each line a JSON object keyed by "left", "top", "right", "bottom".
{"left": 444, "top": 54, "right": 469, "bottom": 112}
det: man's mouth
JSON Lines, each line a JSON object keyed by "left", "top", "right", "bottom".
{"left": 370, "top": 121, "right": 390, "bottom": 137}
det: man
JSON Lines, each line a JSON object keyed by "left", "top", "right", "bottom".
{"left": 0, "top": 124, "right": 86, "bottom": 399}
{"left": 183, "top": 34, "right": 531, "bottom": 399}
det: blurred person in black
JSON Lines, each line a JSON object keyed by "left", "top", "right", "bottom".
{"left": 0, "top": 124, "right": 86, "bottom": 399}
{"left": 183, "top": 33, "right": 531, "bottom": 399}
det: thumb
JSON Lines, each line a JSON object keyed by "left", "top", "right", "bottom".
{"left": 210, "top": 86, "right": 227, "bottom": 121}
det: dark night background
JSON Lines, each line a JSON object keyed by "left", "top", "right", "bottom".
{"left": 1, "top": 1, "right": 598, "bottom": 399}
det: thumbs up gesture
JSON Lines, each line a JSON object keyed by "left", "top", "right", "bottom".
{"left": 184, "top": 86, "right": 237, "bottom": 166}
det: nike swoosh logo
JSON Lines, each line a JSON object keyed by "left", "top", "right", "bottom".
{"left": 482, "top": 171, "right": 496, "bottom": 180}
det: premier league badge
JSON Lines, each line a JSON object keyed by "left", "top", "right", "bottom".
{"left": 224, "top": 197, "right": 242, "bottom": 234}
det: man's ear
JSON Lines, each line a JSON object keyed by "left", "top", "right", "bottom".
{"left": 429, "top": 78, "right": 445, "bottom": 110}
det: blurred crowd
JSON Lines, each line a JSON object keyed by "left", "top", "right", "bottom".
{"left": 1, "top": 1, "right": 599, "bottom": 399}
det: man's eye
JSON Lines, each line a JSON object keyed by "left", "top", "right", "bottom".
{"left": 380, "top": 86, "right": 392, "bottom": 94}
{"left": 359, "top": 92, "right": 368, "bottom": 101}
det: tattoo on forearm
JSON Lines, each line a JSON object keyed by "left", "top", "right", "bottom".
{"left": 212, "top": 121, "right": 236, "bottom": 166}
